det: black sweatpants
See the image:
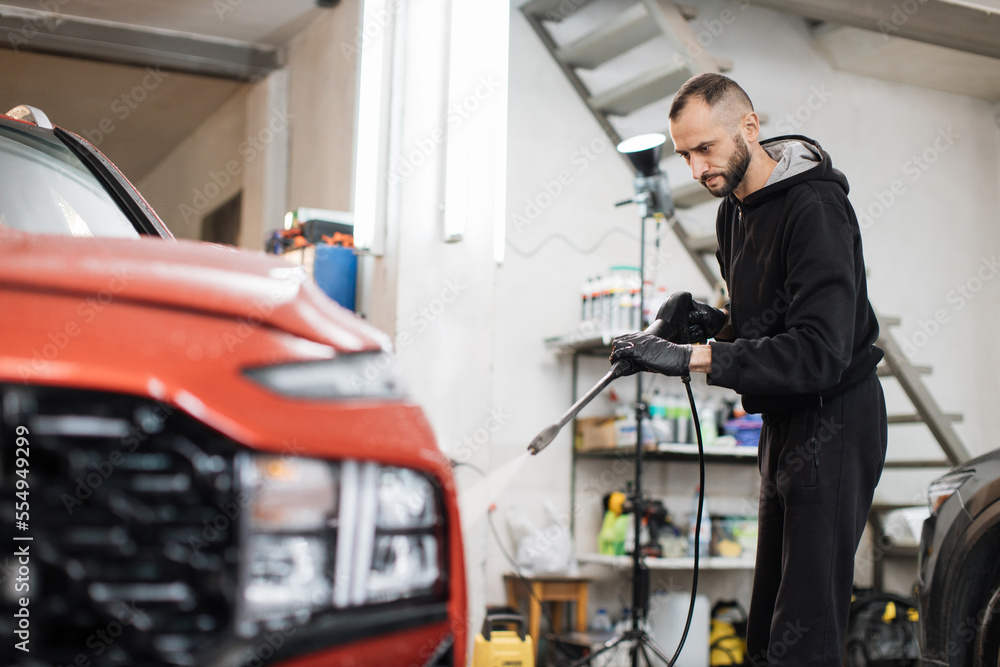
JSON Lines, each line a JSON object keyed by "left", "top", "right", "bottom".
{"left": 746, "top": 372, "right": 887, "bottom": 667}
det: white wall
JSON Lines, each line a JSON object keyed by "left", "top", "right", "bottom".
{"left": 490, "top": 0, "right": 1000, "bottom": 615}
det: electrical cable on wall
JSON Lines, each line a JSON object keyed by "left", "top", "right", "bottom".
{"left": 505, "top": 227, "right": 639, "bottom": 259}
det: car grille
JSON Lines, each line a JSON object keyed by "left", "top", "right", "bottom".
{"left": 0, "top": 385, "right": 239, "bottom": 666}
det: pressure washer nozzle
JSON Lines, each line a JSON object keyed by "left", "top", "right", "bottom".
{"left": 527, "top": 423, "right": 560, "bottom": 455}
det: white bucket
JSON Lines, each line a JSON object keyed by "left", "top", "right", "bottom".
{"left": 648, "top": 592, "right": 710, "bottom": 667}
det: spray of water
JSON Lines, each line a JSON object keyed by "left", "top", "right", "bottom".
{"left": 458, "top": 450, "right": 533, "bottom": 528}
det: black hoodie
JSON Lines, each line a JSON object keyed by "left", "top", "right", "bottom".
{"left": 707, "top": 135, "right": 883, "bottom": 414}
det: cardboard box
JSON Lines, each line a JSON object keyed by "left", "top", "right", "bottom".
{"left": 574, "top": 417, "right": 617, "bottom": 452}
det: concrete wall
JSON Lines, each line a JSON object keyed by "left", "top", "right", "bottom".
{"left": 137, "top": 0, "right": 359, "bottom": 250}
{"left": 286, "top": 3, "right": 359, "bottom": 212}
{"left": 137, "top": 88, "right": 248, "bottom": 242}
{"left": 492, "top": 0, "right": 1000, "bottom": 618}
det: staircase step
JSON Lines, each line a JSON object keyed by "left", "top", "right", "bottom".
{"left": 521, "top": 0, "right": 600, "bottom": 21}
{"left": 557, "top": 3, "right": 659, "bottom": 69}
{"left": 887, "top": 413, "right": 963, "bottom": 425}
{"left": 878, "top": 363, "right": 931, "bottom": 377}
{"left": 591, "top": 62, "right": 692, "bottom": 116}
{"left": 688, "top": 234, "right": 717, "bottom": 253}
{"left": 672, "top": 179, "right": 715, "bottom": 209}
{"left": 883, "top": 459, "right": 953, "bottom": 469}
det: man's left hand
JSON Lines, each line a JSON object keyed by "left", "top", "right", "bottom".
{"left": 610, "top": 332, "right": 692, "bottom": 377}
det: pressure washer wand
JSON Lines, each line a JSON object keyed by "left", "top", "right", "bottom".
{"left": 527, "top": 363, "right": 626, "bottom": 455}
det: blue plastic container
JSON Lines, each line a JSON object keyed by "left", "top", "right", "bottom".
{"left": 726, "top": 414, "right": 764, "bottom": 448}
{"left": 312, "top": 245, "right": 357, "bottom": 311}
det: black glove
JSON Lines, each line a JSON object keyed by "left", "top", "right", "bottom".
{"left": 652, "top": 292, "right": 728, "bottom": 344}
{"left": 687, "top": 296, "right": 728, "bottom": 345}
{"left": 610, "top": 332, "right": 692, "bottom": 377}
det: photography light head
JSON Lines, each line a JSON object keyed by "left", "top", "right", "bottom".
{"left": 617, "top": 133, "right": 674, "bottom": 218}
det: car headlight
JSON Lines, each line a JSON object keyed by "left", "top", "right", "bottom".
{"left": 235, "top": 455, "right": 445, "bottom": 637}
{"left": 927, "top": 470, "right": 974, "bottom": 516}
{"left": 243, "top": 352, "right": 406, "bottom": 400}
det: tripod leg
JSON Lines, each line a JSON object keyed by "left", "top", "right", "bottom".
{"left": 567, "top": 632, "right": 630, "bottom": 667}
{"left": 638, "top": 633, "right": 672, "bottom": 665}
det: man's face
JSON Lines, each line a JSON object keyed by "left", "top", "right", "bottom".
{"left": 669, "top": 100, "right": 751, "bottom": 198}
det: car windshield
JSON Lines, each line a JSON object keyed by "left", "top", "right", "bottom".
{"left": 0, "top": 123, "right": 138, "bottom": 238}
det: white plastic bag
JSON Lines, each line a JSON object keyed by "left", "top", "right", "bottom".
{"left": 504, "top": 501, "right": 579, "bottom": 576}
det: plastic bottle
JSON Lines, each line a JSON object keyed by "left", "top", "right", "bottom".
{"left": 617, "top": 280, "right": 632, "bottom": 334}
{"left": 581, "top": 278, "right": 592, "bottom": 322}
{"left": 614, "top": 403, "right": 636, "bottom": 447}
{"left": 592, "top": 608, "right": 612, "bottom": 632}
{"left": 649, "top": 389, "right": 668, "bottom": 444}
{"left": 664, "top": 393, "right": 680, "bottom": 444}
{"left": 589, "top": 277, "right": 601, "bottom": 326}
{"left": 628, "top": 273, "right": 642, "bottom": 330}
{"left": 642, "top": 281, "right": 656, "bottom": 328}
{"left": 687, "top": 486, "right": 711, "bottom": 558}
{"left": 698, "top": 396, "right": 719, "bottom": 446}
{"left": 614, "top": 608, "right": 632, "bottom": 634}
{"left": 676, "top": 394, "right": 693, "bottom": 444}
{"left": 608, "top": 272, "right": 624, "bottom": 333}
{"left": 597, "top": 276, "right": 610, "bottom": 335}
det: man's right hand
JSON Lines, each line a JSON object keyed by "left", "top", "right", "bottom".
{"left": 652, "top": 291, "right": 728, "bottom": 344}
{"left": 686, "top": 296, "right": 729, "bottom": 344}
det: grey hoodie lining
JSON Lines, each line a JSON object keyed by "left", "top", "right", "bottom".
{"left": 764, "top": 139, "right": 822, "bottom": 187}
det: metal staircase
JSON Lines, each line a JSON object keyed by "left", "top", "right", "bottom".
{"left": 521, "top": 0, "right": 970, "bottom": 467}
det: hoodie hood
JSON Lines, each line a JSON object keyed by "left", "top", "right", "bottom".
{"left": 742, "top": 135, "right": 850, "bottom": 206}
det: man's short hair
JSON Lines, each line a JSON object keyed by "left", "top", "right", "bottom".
{"left": 669, "top": 73, "right": 754, "bottom": 124}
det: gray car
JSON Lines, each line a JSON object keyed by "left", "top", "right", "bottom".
{"left": 917, "top": 449, "right": 1000, "bottom": 666}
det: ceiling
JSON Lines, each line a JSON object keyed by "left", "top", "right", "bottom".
{"left": 814, "top": 24, "right": 1000, "bottom": 102}
{"left": 0, "top": 0, "right": 324, "bottom": 47}
{"left": 0, "top": 0, "right": 330, "bottom": 181}
{"left": 0, "top": 49, "right": 244, "bottom": 179}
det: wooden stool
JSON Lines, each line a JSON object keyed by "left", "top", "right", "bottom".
{"left": 503, "top": 574, "right": 591, "bottom": 647}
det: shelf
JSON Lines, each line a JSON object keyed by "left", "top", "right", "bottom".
{"left": 544, "top": 330, "right": 617, "bottom": 354}
{"left": 575, "top": 442, "right": 757, "bottom": 464}
{"left": 579, "top": 553, "right": 756, "bottom": 570}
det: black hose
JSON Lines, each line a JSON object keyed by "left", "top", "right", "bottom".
{"left": 664, "top": 375, "right": 706, "bottom": 667}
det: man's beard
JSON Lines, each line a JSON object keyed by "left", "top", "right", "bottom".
{"left": 701, "top": 138, "right": 751, "bottom": 198}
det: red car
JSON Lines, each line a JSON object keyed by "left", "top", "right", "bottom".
{"left": 0, "top": 106, "right": 466, "bottom": 666}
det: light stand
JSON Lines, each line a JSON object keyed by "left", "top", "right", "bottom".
{"left": 569, "top": 134, "right": 677, "bottom": 667}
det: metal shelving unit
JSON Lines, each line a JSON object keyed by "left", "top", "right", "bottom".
{"left": 578, "top": 553, "right": 756, "bottom": 571}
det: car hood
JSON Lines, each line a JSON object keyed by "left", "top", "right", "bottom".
{"left": 0, "top": 229, "right": 386, "bottom": 353}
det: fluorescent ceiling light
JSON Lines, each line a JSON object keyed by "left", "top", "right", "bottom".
{"left": 352, "top": 0, "right": 393, "bottom": 254}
